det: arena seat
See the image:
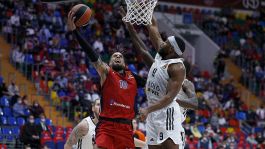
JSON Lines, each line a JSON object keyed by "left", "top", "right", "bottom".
{"left": 0, "top": 108, "right": 3, "bottom": 116}
{"left": 44, "top": 141, "right": 55, "bottom": 149}
{"left": 56, "top": 141, "right": 65, "bottom": 149}
{"left": 3, "top": 108, "right": 12, "bottom": 117}
{"left": 0, "top": 117, "right": 7, "bottom": 125}
{"left": 254, "top": 127, "right": 263, "bottom": 133}
{"left": 6, "top": 135, "right": 15, "bottom": 142}
{"left": 55, "top": 126, "right": 64, "bottom": 134}
{"left": 236, "top": 111, "right": 247, "bottom": 121}
{"left": 7, "top": 117, "right": 17, "bottom": 125}
{"left": 17, "top": 117, "right": 25, "bottom": 126}
{"left": 45, "top": 119, "right": 52, "bottom": 126}
{"left": 0, "top": 144, "right": 7, "bottom": 149}
{"left": 35, "top": 118, "right": 41, "bottom": 124}
{"left": 65, "top": 126, "right": 73, "bottom": 134}
{"left": 0, "top": 135, "right": 4, "bottom": 142}
{"left": 12, "top": 126, "right": 20, "bottom": 135}
{"left": 0, "top": 96, "right": 9, "bottom": 107}
{"left": 2, "top": 128, "right": 11, "bottom": 135}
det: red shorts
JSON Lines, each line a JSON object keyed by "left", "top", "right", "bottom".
{"left": 95, "top": 120, "right": 134, "bottom": 149}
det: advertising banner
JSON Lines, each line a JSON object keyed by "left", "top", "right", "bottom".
{"left": 160, "top": 0, "right": 261, "bottom": 10}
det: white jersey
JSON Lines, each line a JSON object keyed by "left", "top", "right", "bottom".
{"left": 176, "top": 86, "right": 189, "bottom": 123}
{"left": 146, "top": 54, "right": 185, "bottom": 105}
{"left": 76, "top": 117, "right": 96, "bottom": 149}
{"left": 146, "top": 54, "right": 186, "bottom": 147}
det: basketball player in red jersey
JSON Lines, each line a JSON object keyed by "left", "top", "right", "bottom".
{"left": 67, "top": 11, "right": 146, "bottom": 149}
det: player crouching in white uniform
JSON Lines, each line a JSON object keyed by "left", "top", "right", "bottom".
{"left": 64, "top": 99, "right": 100, "bottom": 149}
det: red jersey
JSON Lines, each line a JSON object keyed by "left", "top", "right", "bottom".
{"left": 100, "top": 68, "right": 137, "bottom": 120}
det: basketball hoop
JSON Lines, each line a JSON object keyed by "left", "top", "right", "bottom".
{"left": 123, "top": 0, "right": 158, "bottom": 25}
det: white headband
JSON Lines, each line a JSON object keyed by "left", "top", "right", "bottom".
{"left": 168, "top": 36, "right": 182, "bottom": 55}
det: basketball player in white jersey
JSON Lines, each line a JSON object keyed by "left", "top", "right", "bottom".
{"left": 120, "top": 7, "right": 198, "bottom": 149}
{"left": 64, "top": 99, "right": 100, "bottom": 149}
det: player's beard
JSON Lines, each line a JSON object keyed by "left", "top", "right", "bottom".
{"left": 112, "top": 64, "right": 124, "bottom": 72}
{"left": 158, "top": 48, "right": 168, "bottom": 59}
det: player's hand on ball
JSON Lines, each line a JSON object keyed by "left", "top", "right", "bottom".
{"left": 139, "top": 108, "right": 148, "bottom": 122}
{"left": 67, "top": 11, "right": 76, "bottom": 31}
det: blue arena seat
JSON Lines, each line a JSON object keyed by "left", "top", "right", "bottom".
{"left": 198, "top": 125, "right": 206, "bottom": 133}
{"left": 45, "top": 141, "right": 55, "bottom": 149}
{"left": 0, "top": 117, "right": 7, "bottom": 125}
{"left": 8, "top": 117, "right": 17, "bottom": 125}
{"left": 56, "top": 141, "right": 65, "bottom": 149}
{"left": 3, "top": 108, "right": 12, "bottom": 117}
{"left": 254, "top": 127, "right": 263, "bottom": 133}
{"left": 0, "top": 108, "right": 3, "bottom": 116}
{"left": 17, "top": 117, "right": 25, "bottom": 126}
{"left": 0, "top": 96, "right": 9, "bottom": 107}
{"left": 2, "top": 128, "right": 12, "bottom": 135}
{"left": 45, "top": 119, "right": 52, "bottom": 126}
{"left": 0, "top": 135, "right": 4, "bottom": 142}
{"left": 6, "top": 135, "right": 15, "bottom": 142}
{"left": 12, "top": 127, "right": 20, "bottom": 136}
{"left": 35, "top": 118, "right": 41, "bottom": 124}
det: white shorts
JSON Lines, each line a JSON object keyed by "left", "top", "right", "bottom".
{"left": 146, "top": 101, "right": 185, "bottom": 148}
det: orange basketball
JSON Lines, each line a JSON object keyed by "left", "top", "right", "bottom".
{"left": 71, "top": 4, "right": 92, "bottom": 27}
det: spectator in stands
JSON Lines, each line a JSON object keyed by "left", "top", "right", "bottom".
{"left": 255, "top": 132, "right": 265, "bottom": 145}
{"left": 198, "top": 132, "right": 213, "bottom": 149}
{"left": 224, "top": 133, "right": 237, "bottom": 148}
{"left": 246, "top": 134, "right": 258, "bottom": 145}
{"left": 218, "top": 113, "right": 227, "bottom": 127}
{"left": 39, "top": 113, "right": 48, "bottom": 131}
{"left": 93, "top": 38, "right": 104, "bottom": 53}
{"left": 247, "top": 107, "right": 258, "bottom": 126}
{"left": 210, "top": 113, "right": 219, "bottom": 130}
{"left": 13, "top": 97, "right": 28, "bottom": 118}
{"left": 191, "top": 122, "right": 202, "bottom": 138}
{"left": 20, "top": 115, "right": 43, "bottom": 149}
{"left": 8, "top": 80, "right": 19, "bottom": 97}
{"left": 256, "top": 105, "right": 265, "bottom": 122}
{"left": 30, "top": 100, "right": 44, "bottom": 118}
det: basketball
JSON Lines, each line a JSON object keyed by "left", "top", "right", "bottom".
{"left": 71, "top": 4, "right": 92, "bottom": 27}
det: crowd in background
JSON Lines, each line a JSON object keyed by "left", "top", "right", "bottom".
{"left": 0, "top": 0, "right": 265, "bottom": 148}
{"left": 156, "top": 4, "right": 265, "bottom": 99}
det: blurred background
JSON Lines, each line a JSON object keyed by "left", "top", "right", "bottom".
{"left": 0, "top": 0, "right": 264, "bottom": 148}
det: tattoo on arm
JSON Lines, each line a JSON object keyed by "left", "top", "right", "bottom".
{"left": 66, "top": 122, "right": 88, "bottom": 146}
{"left": 66, "top": 127, "right": 83, "bottom": 146}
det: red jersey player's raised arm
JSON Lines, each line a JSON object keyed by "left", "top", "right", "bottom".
{"left": 67, "top": 11, "right": 109, "bottom": 86}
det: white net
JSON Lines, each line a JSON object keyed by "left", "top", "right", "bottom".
{"left": 123, "top": 0, "right": 158, "bottom": 25}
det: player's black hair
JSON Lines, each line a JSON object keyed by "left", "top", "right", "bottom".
{"left": 174, "top": 36, "right": 185, "bottom": 53}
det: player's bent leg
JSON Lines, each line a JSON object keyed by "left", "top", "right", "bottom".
{"left": 161, "top": 138, "right": 180, "bottom": 149}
